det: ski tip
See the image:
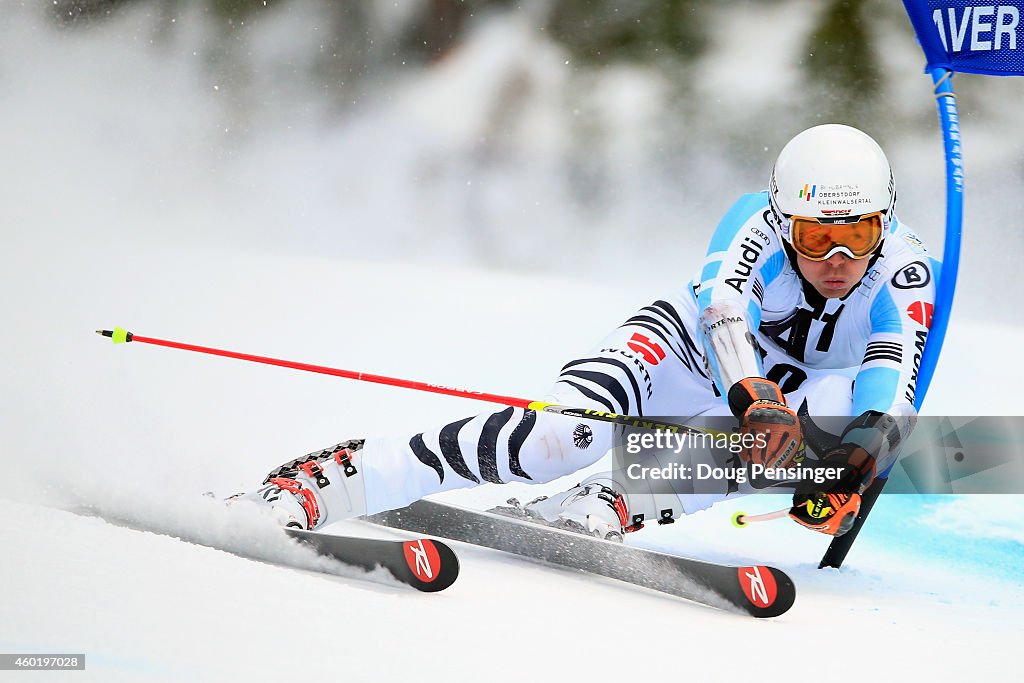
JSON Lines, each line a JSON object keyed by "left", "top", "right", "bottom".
{"left": 401, "top": 539, "right": 460, "bottom": 593}
{"left": 736, "top": 565, "right": 796, "bottom": 618}
{"left": 96, "top": 327, "right": 133, "bottom": 344}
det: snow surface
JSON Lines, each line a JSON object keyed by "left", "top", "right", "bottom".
{"left": 2, "top": 244, "right": 1023, "bottom": 682}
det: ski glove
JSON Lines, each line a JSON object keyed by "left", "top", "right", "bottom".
{"left": 789, "top": 491, "right": 862, "bottom": 536}
{"left": 729, "top": 378, "right": 804, "bottom": 469}
{"left": 788, "top": 441, "right": 877, "bottom": 536}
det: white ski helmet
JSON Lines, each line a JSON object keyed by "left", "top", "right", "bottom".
{"left": 769, "top": 124, "right": 895, "bottom": 253}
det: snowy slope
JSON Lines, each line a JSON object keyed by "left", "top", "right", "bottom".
{"left": 2, "top": 243, "right": 1022, "bottom": 682}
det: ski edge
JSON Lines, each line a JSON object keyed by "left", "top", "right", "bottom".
{"left": 369, "top": 499, "right": 796, "bottom": 616}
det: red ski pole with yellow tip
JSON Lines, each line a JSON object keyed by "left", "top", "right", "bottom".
{"left": 96, "top": 327, "right": 705, "bottom": 436}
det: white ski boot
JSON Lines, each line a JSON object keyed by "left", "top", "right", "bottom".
{"left": 516, "top": 477, "right": 634, "bottom": 541}
{"left": 229, "top": 440, "right": 368, "bottom": 530}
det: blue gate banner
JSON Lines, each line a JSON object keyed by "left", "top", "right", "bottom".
{"left": 903, "top": 1, "right": 1024, "bottom": 75}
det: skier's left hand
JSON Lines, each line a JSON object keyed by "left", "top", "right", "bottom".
{"left": 789, "top": 491, "right": 862, "bottom": 536}
{"left": 787, "top": 442, "right": 876, "bottom": 536}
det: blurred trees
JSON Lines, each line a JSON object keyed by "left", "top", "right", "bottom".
{"left": 42, "top": 0, "right": 915, "bottom": 194}
{"left": 44, "top": 0, "right": 929, "bottom": 184}
{"left": 50, "top": 0, "right": 712, "bottom": 64}
{"left": 545, "top": 0, "right": 711, "bottom": 64}
{"left": 802, "top": 0, "right": 883, "bottom": 124}
{"left": 48, "top": 0, "right": 894, "bottom": 111}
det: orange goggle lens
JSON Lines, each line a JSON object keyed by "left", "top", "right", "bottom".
{"left": 789, "top": 212, "right": 884, "bottom": 261}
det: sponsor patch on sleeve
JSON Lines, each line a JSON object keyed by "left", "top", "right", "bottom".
{"left": 906, "top": 301, "right": 934, "bottom": 328}
{"left": 891, "top": 261, "right": 931, "bottom": 290}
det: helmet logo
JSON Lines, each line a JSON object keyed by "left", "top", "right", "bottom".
{"left": 772, "top": 125, "right": 893, "bottom": 223}
{"left": 796, "top": 183, "right": 871, "bottom": 209}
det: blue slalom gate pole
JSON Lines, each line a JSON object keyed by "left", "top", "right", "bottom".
{"left": 914, "top": 66, "right": 964, "bottom": 406}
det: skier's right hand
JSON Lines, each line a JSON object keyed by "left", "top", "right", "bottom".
{"left": 730, "top": 378, "right": 804, "bottom": 469}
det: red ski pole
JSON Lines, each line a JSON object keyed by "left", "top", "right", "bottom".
{"left": 96, "top": 327, "right": 703, "bottom": 435}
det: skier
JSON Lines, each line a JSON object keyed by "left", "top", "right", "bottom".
{"left": 233, "top": 124, "right": 937, "bottom": 540}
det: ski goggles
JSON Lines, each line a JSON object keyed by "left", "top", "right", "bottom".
{"left": 786, "top": 211, "right": 885, "bottom": 261}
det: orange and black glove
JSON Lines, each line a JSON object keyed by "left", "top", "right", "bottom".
{"left": 728, "top": 377, "right": 803, "bottom": 469}
{"left": 789, "top": 491, "right": 862, "bottom": 536}
{"left": 788, "top": 441, "right": 877, "bottom": 536}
